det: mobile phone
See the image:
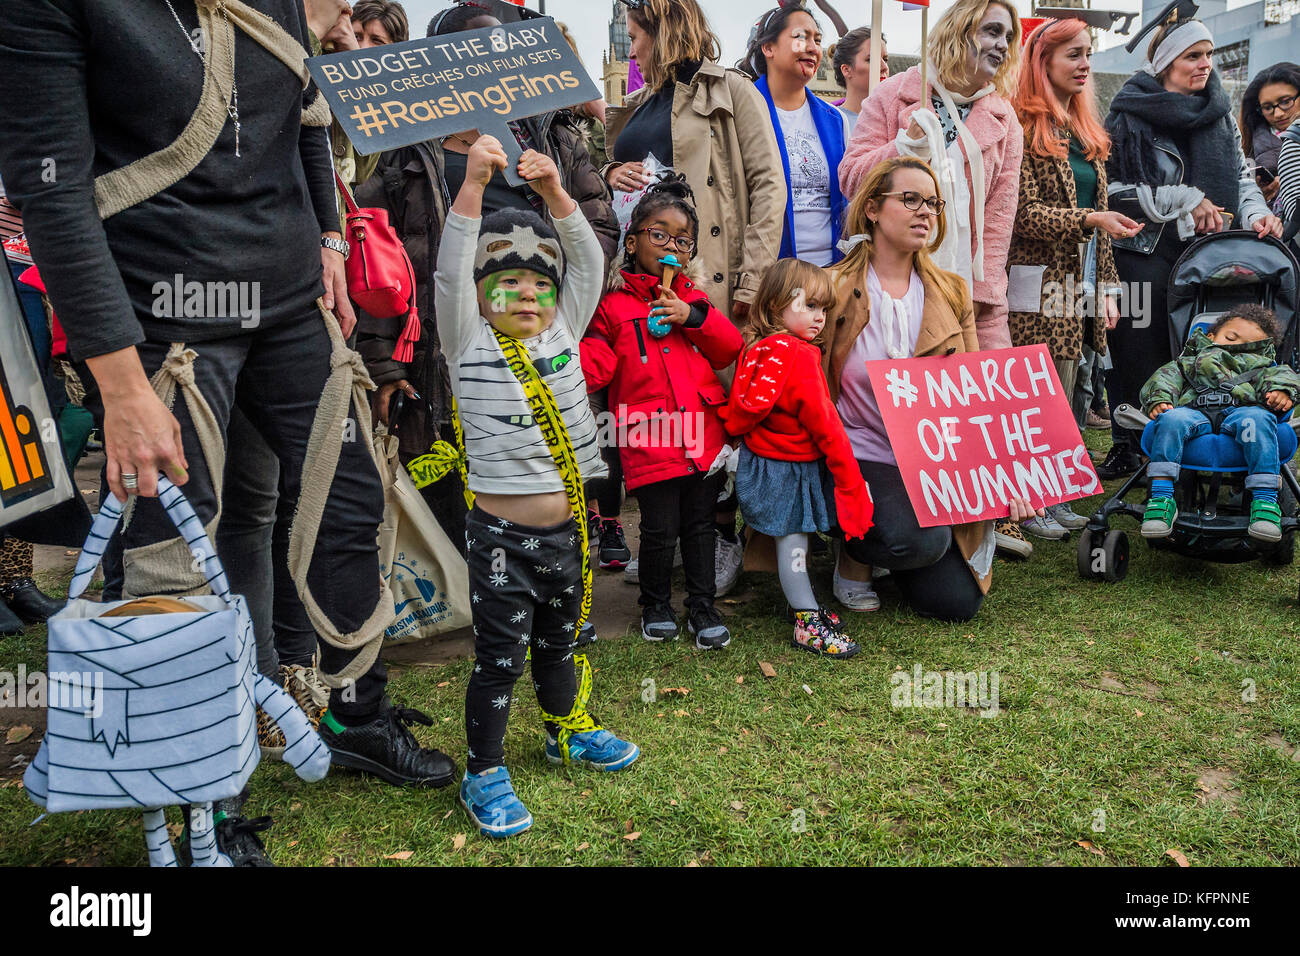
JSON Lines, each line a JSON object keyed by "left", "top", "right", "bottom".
{"left": 1256, "top": 166, "right": 1277, "bottom": 186}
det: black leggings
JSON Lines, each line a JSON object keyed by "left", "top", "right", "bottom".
{"left": 841, "top": 459, "right": 983, "bottom": 623}
{"left": 463, "top": 507, "right": 581, "bottom": 773}
{"left": 632, "top": 472, "right": 722, "bottom": 612}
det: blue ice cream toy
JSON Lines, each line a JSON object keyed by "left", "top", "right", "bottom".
{"left": 647, "top": 253, "right": 682, "bottom": 338}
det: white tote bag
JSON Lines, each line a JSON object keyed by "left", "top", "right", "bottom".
{"left": 376, "top": 433, "right": 472, "bottom": 645}
{"left": 25, "top": 478, "right": 261, "bottom": 813}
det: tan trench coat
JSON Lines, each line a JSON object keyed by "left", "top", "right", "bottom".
{"left": 1006, "top": 149, "right": 1120, "bottom": 362}
{"left": 824, "top": 265, "right": 993, "bottom": 594}
{"left": 606, "top": 61, "right": 785, "bottom": 320}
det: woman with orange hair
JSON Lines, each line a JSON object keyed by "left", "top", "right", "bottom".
{"left": 1006, "top": 17, "right": 1141, "bottom": 538}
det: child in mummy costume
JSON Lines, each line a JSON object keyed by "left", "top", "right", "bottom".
{"left": 435, "top": 135, "right": 639, "bottom": 838}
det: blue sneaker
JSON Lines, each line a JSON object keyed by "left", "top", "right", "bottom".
{"left": 459, "top": 766, "right": 533, "bottom": 838}
{"left": 545, "top": 729, "right": 640, "bottom": 770}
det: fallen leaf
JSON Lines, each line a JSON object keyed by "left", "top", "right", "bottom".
{"left": 386, "top": 850, "right": 414, "bottom": 860}
{"left": 443, "top": 808, "right": 455, "bottom": 819}
{"left": 436, "top": 681, "right": 451, "bottom": 688}
{"left": 452, "top": 834, "right": 467, "bottom": 851}
{"left": 735, "top": 676, "right": 744, "bottom": 684}
{"left": 624, "top": 831, "right": 641, "bottom": 841}
{"left": 580, "top": 790, "right": 592, "bottom": 797}
{"left": 625, "top": 819, "right": 635, "bottom": 833}
{"left": 717, "top": 746, "right": 728, "bottom": 755}
{"left": 442, "top": 716, "right": 452, "bottom": 722}
{"left": 655, "top": 712, "right": 665, "bottom": 718}
{"left": 5, "top": 725, "right": 32, "bottom": 744}
{"left": 1134, "top": 709, "right": 1145, "bottom": 718}
{"left": 287, "top": 840, "right": 299, "bottom": 848}
{"left": 802, "top": 684, "right": 813, "bottom": 696}
{"left": 741, "top": 728, "right": 751, "bottom": 736}
{"left": 936, "top": 722, "right": 947, "bottom": 729}
{"left": 1165, "top": 848, "right": 1190, "bottom": 867}
{"left": 759, "top": 661, "right": 777, "bottom": 678}
{"left": 761, "top": 705, "right": 773, "bottom": 714}
{"left": 576, "top": 842, "right": 590, "bottom": 851}
{"left": 660, "top": 687, "right": 690, "bottom": 697}
{"left": 730, "top": 800, "right": 743, "bottom": 811}
{"left": 669, "top": 799, "right": 678, "bottom": 807}
{"left": 1076, "top": 840, "right": 1105, "bottom": 857}
{"left": 685, "top": 859, "right": 700, "bottom": 867}
{"left": 1085, "top": 640, "right": 1095, "bottom": 646}
{"left": 323, "top": 856, "right": 336, "bottom": 866}
{"left": 64, "top": 549, "right": 78, "bottom": 556}
{"left": 290, "top": 802, "right": 302, "bottom": 812}
{"left": 673, "top": 709, "right": 690, "bottom": 717}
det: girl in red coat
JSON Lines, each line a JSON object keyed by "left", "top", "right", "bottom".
{"left": 721, "top": 259, "right": 873, "bottom": 658}
{"left": 581, "top": 178, "right": 743, "bottom": 649}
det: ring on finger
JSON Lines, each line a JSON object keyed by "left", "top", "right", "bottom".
{"left": 121, "top": 472, "right": 139, "bottom": 491}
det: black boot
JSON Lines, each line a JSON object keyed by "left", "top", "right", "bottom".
{"left": 1096, "top": 441, "right": 1143, "bottom": 480}
{"left": 0, "top": 599, "right": 23, "bottom": 636}
{"left": 1, "top": 578, "right": 62, "bottom": 624}
{"left": 319, "top": 700, "right": 456, "bottom": 787}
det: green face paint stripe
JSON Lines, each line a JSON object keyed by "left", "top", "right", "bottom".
{"left": 536, "top": 287, "right": 557, "bottom": 307}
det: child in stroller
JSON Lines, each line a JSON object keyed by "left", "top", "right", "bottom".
{"left": 1140, "top": 305, "right": 1300, "bottom": 542}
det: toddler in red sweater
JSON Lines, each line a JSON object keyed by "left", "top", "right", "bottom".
{"left": 581, "top": 177, "right": 743, "bottom": 649}
{"left": 720, "top": 259, "right": 873, "bottom": 658}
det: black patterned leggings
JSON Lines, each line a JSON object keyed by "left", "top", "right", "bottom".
{"left": 464, "top": 506, "right": 581, "bottom": 773}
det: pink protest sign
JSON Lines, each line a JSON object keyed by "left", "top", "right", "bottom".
{"left": 865, "top": 345, "right": 1100, "bottom": 528}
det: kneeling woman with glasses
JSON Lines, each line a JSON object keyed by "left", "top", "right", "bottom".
{"left": 825, "top": 157, "right": 1041, "bottom": 622}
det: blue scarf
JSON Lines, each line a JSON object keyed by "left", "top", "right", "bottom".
{"left": 755, "top": 75, "right": 846, "bottom": 263}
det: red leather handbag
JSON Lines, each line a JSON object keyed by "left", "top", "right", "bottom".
{"left": 336, "top": 171, "right": 422, "bottom": 363}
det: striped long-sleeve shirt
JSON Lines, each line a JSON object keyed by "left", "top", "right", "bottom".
{"left": 435, "top": 209, "right": 607, "bottom": 496}
{"left": 1279, "top": 125, "right": 1300, "bottom": 225}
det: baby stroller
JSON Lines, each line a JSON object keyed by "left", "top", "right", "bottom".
{"left": 1077, "top": 230, "right": 1300, "bottom": 584}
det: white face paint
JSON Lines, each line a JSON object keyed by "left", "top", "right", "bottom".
{"left": 968, "top": 4, "right": 1014, "bottom": 85}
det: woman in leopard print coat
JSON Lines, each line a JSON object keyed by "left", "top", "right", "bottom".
{"left": 1007, "top": 19, "right": 1141, "bottom": 401}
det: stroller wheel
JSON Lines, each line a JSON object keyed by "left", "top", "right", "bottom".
{"left": 1077, "top": 528, "right": 1100, "bottom": 579}
{"left": 1100, "top": 530, "right": 1130, "bottom": 582}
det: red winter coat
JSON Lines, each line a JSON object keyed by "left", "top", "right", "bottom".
{"left": 581, "top": 270, "right": 742, "bottom": 491}
{"left": 719, "top": 332, "right": 873, "bottom": 538}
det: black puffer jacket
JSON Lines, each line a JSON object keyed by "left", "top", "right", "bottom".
{"left": 355, "top": 111, "right": 618, "bottom": 459}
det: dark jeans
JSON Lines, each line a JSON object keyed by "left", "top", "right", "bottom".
{"left": 842, "top": 459, "right": 983, "bottom": 622}
{"left": 125, "top": 309, "right": 388, "bottom": 721}
{"left": 585, "top": 387, "right": 623, "bottom": 517}
{"left": 632, "top": 472, "right": 722, "bottom": 611}
{"left": 216, "top": 410, "right": 319, "bottom": 678}
{"left": 463, "top": 506, "right": 579, "bottom": 773}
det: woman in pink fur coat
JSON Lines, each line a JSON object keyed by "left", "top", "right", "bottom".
{"left": 839, "top": 0, "right": 1024, "bottom": 351}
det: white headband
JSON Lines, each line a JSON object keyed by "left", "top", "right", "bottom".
{"left": 1142, "top": 20, "right": 1213, "bottom": 76}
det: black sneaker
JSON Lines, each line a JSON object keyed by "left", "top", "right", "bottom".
{"left": 319, "top": 701, "right": 456, "bottom": 787}
{"left": 576, "top": 621, "right": 597, "bottom": 646}
{"left": 598, "top": 518, "right": 632, "bottom": 569}
{"left": 180, "top": 813, "right": 275, "bottom": 867}
{"left": 640, "top": 603, "right": 679, "bottom": 642}
{"left": 0, "top": 578, "right": 62, "bottom": 624}
{"left": 687, "top": 604, "right": 731, "bottom": 650}
{"left": 1095, "top": 442, "right": 1143, "bottom": 480}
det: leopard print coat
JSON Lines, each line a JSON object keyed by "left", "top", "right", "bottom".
{"left": 1007, "top": 148, "right": 1120, "bottom": 362}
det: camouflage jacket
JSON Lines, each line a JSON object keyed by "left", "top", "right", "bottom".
{"left": 1140, "top": 329, "right": 1300, "bottom": 415}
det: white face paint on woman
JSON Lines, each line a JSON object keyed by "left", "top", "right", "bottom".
{"left": 967, "top": 3, "right": 1013, "bottom": 87}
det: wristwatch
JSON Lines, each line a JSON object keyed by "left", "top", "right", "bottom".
{"left": 322, "top": 235, "right": 350, "bottom": 258}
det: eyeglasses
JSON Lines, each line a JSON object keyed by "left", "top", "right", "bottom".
{"left": 1260, "top": 94, "right": 1297, "bottom": 115}
{"left": 879, "top": 191, "right": 946, "bottom": 215}
{"left": 633, "top": 227, "right": 696, "bottom": 254}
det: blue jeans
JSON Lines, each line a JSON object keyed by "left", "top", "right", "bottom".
{"left": 1148, "top": 405, "right": 1281, "bottom": 490}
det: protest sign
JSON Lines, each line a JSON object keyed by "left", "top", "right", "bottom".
{"left": 0, "top": 264, "right": 74, "bottom": 532}
{"left": 307, "top": 17, "right": 601, "bottom": 185}
{"left": 865, "top": 345, "right": 1100, "bottom": 528}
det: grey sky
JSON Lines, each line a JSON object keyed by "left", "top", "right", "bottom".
{"left": 397, "top": 0, "right": 1153, "bottom": 88}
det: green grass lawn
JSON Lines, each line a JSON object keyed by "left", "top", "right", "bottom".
{"left": 4, "top": 431, "right": 1300, "bottom": 867}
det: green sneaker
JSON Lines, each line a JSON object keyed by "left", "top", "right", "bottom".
{"left": 1141, "top": 496, "right": 1177, "bottom": 539}
{"left": 1248, "top": 498, "right": 1283, "bottom": 542}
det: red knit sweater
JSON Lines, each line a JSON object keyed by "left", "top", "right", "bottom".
{"left": 719, "top": 332, "right": 873, "bottom": 537}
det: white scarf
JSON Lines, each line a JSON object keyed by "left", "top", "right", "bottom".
{"left": 927, "top": 66, "right": 995, "bottom": 283}
{"left": 867, "top": 265, "right": 915, "bottom": 360}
